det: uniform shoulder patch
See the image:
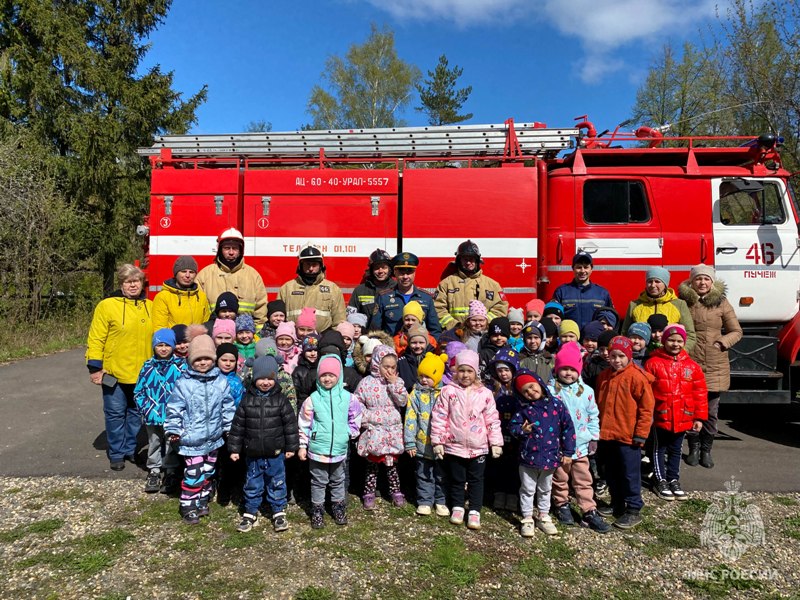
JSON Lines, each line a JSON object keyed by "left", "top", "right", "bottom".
{"left": 485, "top": 290, "right": 494, "bottom": 300}
{"left": 320, "top": 285, "right": 330, "bottom": 293}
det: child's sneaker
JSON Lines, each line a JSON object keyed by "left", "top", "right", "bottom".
{"left": 435, "top": 504, "right": 450, "bottom": 517}
{"left": 144, "top": 471, "right": 161, "bottom": 494}
{"left": 332, "top": 501, "right": 348, "bottom": 525}
{"left": 467, "top": 510, "right": 481, "bottom": 530}
{"left": 450, "top": 506, "right": 465, "bottom": 525}
{"left": 613, "top": 510, "right": 642, "bottom": 530}
{"left": 416, "top": 504, "right": 432, "bottom": 516}
{"left": 555, "top": 503, "right": 576, "bottom": 526}
{"left": 536, "top": 513, "right": 559, "bottom": 536}
{"left": 505, "top": 494, "right": 519, "bottom": 512}
{"left": 669, "top": 480, "right": 688, "bottom": 501}
{"left": 272, "top": 512, "right": 289, "bottom": 532}
{"left": 594, "top": 480, "right": 608, "bottom": 496}
{"left": 182, "top": 510, "right": 200, "bottom": 525}
{"left": 520, "top": 517, "right": 536, "bottom": 538}
{"left": 237, "top": 513, "right": 257, "bottom": 532}
{"left": 391, "top": 492, "right": 406, "bottom": 508}
{"left": 362, "top": 493, "right": 376, "bottom": 511}
{"left": 580, "top": 510, "right": 611, "bottom": 533}
{"left": 493, "top": 492, "right": 507, "bottom": 510}
{"left": 654, "top": 479, "right": 674, "bottom": 501}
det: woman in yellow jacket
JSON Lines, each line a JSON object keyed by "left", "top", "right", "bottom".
{"left": 152, "top": 256, "right": 210, "bottom": 329}
{"left": 86, "top": 264, "right": 154, "bottom": 471}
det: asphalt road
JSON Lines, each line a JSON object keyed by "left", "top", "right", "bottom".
{"left": 1, "top": 348, "right": 798, "bottom": 492}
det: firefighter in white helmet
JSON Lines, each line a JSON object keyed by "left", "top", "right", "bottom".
{"left": 434, "top": 240, "right": 508, "bottom": 329}
{"left": 195, "top": 227, "right": 269, "bottom": 327}
{"left": 278, "top": 243, "right": 346, "bottom": 332}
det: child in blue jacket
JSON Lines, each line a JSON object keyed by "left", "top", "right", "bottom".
{"left": 547, "top": 342, "right": 610, "bottom": 533}
{"left": 134, "top": 328, "right": 186, "bottom": 495}
{"left": 165, "top": 333, "right": 235, "bottom": 524}
{"left": 510, "top": 370, "right": 575, "bottom": 538}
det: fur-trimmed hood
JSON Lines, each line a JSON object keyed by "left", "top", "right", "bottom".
{"left": 678, "top": 279, "right": 727, "bottom": 308}
{"left": 353, "top": 330, "right": 393, "bottom": 375}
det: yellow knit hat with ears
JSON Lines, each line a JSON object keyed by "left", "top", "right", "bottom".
{"left": 402, "top": 300, "right": 425, "bottom": 323}
{"left": 417, "top": 352, "right": 448, "bottom": 386}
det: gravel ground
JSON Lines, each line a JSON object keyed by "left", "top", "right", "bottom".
{"left": 0, "top": 475, "right": 797, "bottom": 599}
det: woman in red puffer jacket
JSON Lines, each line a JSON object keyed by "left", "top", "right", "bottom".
{"left": 644, "top": 324, "right": 707, "bottom": 502}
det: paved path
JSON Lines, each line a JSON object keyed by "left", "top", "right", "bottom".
{"left": 1, "top": 349, "right": 798, "bottom": 492}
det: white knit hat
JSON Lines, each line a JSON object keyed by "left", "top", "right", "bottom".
{"left": 359, "top": 335, "right": 382, "bottom": 356}
{"left": 690, "top": 264, "right": 716, "bottom": 282}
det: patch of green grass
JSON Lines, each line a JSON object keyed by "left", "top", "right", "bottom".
{"left": 517, "top": 555, "right": 549, "bottom": 578}
{"left": 589, "top": 581, "right": 667, "bottom": 600}
{"left": 5, "top": 487, "right": 23, "bottom": 494}
{"left": 540, "top": 538, "right": 576, "bottom": 561}
{"left": 771, "top": 495, "right": 798, "bottom": 506}
{"left": 45, "top": 488, "right": 92, "bottom": 501}
{"left": 163, "top": 562, "right": 266, "bottom": 599}
{"left": 295, "top": 585, "right": 337, "bottom": 600}
{"left": 683, "top": 564, "right": 764, "bottom": 598}
{"left": 0, "top": 311, "right": 93, "bottom": 363}
{"left": 0, "top": 518, "right": 64, "bottom": 542}
{"left": 674, "top": 498, "right": 711, "bottom": 519}
{"left": 420, "top": 534, "right": 486, "bottom": 590}
{"left": 784, "top": 515, "right": 800, "bottom": 539}
{"left": 135, "top": 497, "right": 179, "bottom": 526}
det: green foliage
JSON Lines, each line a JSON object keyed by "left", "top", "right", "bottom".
{"left": 772, "top": 495, "right": 799, "bottom": 506}
{"left": 416, "top": 54, "right": 473, "bottom": 125}
{"left": 245, "top": 119, "right": 272, "bottom": 132}
{"left": 0, "top": 0, "right": 206, "bottom": 293}
{"left": 420, "top": 534, "right": 485, "bottom": 590}
{"left": 630, "top": 0, "right": 800, "bottom": 170}
{"left": 295, "top": 586, "right": 337, "bottom": 600}
{"left": 307, "top": 24, "right": 420, "bottom": 129}
{"left": 0, "top": 518, "right": 64, "bottom": 543}
{"left": 683, "top": 564, "right": 764, "bottom": 598}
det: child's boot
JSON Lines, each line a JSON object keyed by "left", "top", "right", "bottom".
{"left": 180, "top": 506, "right": 200, "bottom": 526}
{"left": 332, "top": 501, "right": 348, "bottom": 525}
{"left": 362, "top": 493, "right": 376, "bottom": 511}
{"left": 613, "top": 509, "right": 642, "bottom": 530}
{"left": 391, "top": 492, "right": 406, "bottom": 508}
{"left": 311, "top": 503, "right": 325, "bottom": 529}
{"left": 685, "top": 433, "right": 701, "bottom": 466}
{"left": 699, "top": 432, "right": 715, "bottom": 468}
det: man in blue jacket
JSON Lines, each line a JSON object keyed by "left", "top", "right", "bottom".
{"left": 552, "top": 252, "right": 613, "bottom": 331}
{"left": 370, "top": 252, "right": 442, "bottom": 338}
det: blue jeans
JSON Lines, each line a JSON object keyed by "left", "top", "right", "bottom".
{"left": 243, "top": 455, "right": 287, "bottom": 515}
{"left": 653, "top": 428, "right": 685, "bottom": 483}
{"left": 415, "top": 456, "right": 446, "bottom": 507}
{"left": 599, "top": 441, "right": 643, "bottom": 512}
{"left": 102, "top": 383, "right": 141, "bottom": 462}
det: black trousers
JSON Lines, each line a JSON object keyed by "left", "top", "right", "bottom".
{"left": 446, "top": 454, "right": 487, "bottom": 512}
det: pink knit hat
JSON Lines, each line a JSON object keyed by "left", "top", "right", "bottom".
{"left": 662, "top": 323, "right": 687, "bottom": 342}
{"left": 212, "top": 318, "right": 235, "bottom": 339}
{"left": 188, "top": 334, "right": 217, "bottom": 365}
{"left": 275, "top": 321, "right": 297, "bottom": 342}
{"left": 468, "top": 300, "right": 487, "bottom": 319}
{"left": 336, "top": 321, "right": 355, "bottom": 341}
{"left": 555, "top": 341, "right": 583, "bottom": 373}
{"left": 455, "top": 349, "right": 480, "bottom": 373}
{"left": 296, "top": 307, "right": 317, "bottom": 330}
{"left": 318, "top": 355, "right": 341, "bottom": 379}
{"left": 526, "top": 299, "right": 545, "bottom": 315}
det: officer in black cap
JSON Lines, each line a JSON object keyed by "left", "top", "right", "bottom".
{"left": 347, "top": 248, "right": 397, "bottom": 322}
{"left": 369, "top": 251, "right": 441, "bottom": 338}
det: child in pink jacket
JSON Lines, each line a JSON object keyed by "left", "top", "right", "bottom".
{"left": 431, "top": 349, "right": 503, "bottom": 531}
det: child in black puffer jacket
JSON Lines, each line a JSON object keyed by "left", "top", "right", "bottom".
{"left": 228, "top": 355, "right": 299, "bottom": 533}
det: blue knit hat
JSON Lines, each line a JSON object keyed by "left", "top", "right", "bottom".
{"left": 235, "top": 314, "right": 256, "bottom": 333}
{"left": 581, "top": 320, "right": 605, "bottom": 342}
{"left": 152, "top": 328, "right": 176, "bottom": 349}
{"left": 627, "top": 322, "right": 652, "bottom": 341}
{"left": 646, "top": 266, "right": 671, "bottom": 287}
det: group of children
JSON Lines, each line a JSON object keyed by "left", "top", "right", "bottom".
{"left": 131, "top": 291, "right": 708, "bottom": 537}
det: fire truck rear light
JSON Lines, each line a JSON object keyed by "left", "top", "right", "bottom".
{"left": 739, "top": 297, "right": 754, "bottom": 306}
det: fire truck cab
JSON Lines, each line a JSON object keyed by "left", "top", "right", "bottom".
{"left": 138, "top": 120, "right": 800, "bottom": 405}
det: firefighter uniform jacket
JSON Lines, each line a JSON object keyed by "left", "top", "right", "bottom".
{"left": 195, "top": 260, "right": 268, "bottom": 327}
{"left": 370, "top": 287, "right": 442, "bottom": 338}
{"left": 434, "top": 269, "right": 509, "bottom": 329}
{"left": 348, "top": 278, "right": 396, "bottom": 322}
{"left": 278, "top": 273, "right": 346, "bottom": 332}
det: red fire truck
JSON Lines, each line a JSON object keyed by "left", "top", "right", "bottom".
{"left": 138, "top": 118, "right": 800, "bottom": 405}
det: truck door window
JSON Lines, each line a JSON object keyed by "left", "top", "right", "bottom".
{"left": 719, "top": 181, "right": 785, "bottom": 226}
{"left": 583, "top": 180, "right": 650, "bottom": 224}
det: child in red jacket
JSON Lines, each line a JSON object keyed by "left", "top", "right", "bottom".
{"left": 644, "top": 324, "right": 707, "bottom": 502}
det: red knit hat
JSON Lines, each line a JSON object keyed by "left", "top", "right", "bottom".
{"left": 608, "top": 336, "right": 633, "bottom": 361}
{"left": 515, "top": 373, "right": 537, "bottom": 394}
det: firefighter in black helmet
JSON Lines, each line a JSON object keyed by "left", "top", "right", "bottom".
{"left": 347, "top": 248, "right": 397, "bottom": 323}
{"left": 434, "top": 240, "right": 508, "bottom": 329}
{"left": 277, "top": 243, "right": 346, "bottom": 332}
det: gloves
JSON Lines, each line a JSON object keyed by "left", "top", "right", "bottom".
{"left": 588, "top": 440, "right": 598, "bottom": 455}
{"left": 491, "top": 446, "right": 503, "bottom": 459}
{"left": 433, "top": 445, "right": 445, "bottom": 460}
{"left": 168, "top": 434, "right": 180, "bottom": 444}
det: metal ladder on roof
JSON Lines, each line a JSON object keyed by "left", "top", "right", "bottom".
{"left": 138, "top": 119, "right": 579, "bottom": 159}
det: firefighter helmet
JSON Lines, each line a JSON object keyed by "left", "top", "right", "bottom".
{"left": 217, "top": 227, "right": 245, "bottom": 248}
{"left": 298, "top": 243, "right": 324, "bottom": 262}
{"left": 368, "top": 248, "right": 392, "bottom": 267}
{"left": 456, "top": 240, "right": 482, "bottom": 261}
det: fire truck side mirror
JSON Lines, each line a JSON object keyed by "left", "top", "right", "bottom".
{"left": 371, "top": 196, "right": 380, "bottom": 217}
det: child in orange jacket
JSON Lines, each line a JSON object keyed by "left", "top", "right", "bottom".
{"left": 595, "top": 336, "right": 655, "bottom": 530}
{"left": 644, "top": 324, "right": 707, "bottom": 502}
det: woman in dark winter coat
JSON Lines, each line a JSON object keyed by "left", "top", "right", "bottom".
{"left": 678, "top": 264, "right": 742, "bottom": 468}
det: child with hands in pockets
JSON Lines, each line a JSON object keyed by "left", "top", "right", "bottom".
{"left": 430, "top": 349, "right": 503, "bottom": 531}
{"left": 510, "top": 370, "right": 575, "bottom": 538}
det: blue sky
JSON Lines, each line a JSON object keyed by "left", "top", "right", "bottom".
{"left": 140, "top": 0, "right": 726, "bottom": 135}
